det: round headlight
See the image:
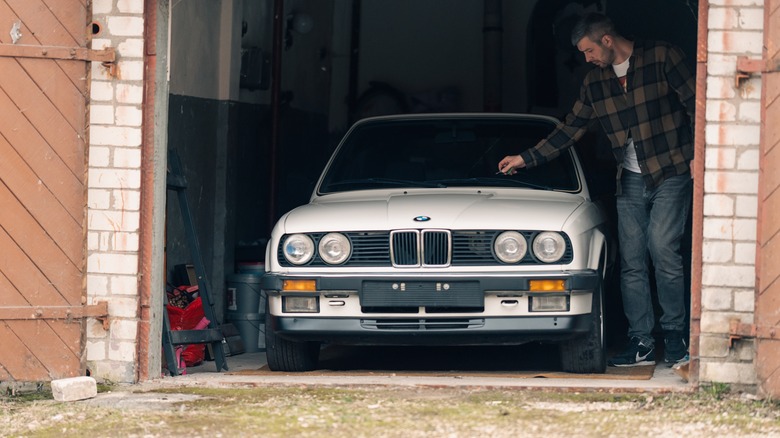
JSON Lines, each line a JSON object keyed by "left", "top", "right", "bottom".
{"left": 493, "top": 231, "right": 527, "bottom": 264}
{"left": 283, "top": 234, "right": 315, "bottom": 265}
{"left": 318, "top": 233, "right": 351, "bottom": 265}
{"left": 532, "top": 232, "right": 566, "bottom": 263}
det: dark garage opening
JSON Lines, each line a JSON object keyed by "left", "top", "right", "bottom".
{"left": 164, "top": 0, "right": 698, "bottom": 371}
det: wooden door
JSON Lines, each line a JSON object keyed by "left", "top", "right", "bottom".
{"left": 0, "top": 0, "right": 109, "bottom": 381}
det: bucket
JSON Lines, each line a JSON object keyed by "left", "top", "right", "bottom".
{"left": 226, "top": 273, "right": 262, "bottom": 313}
{"left": 225, "top": 312, "right": 265, "bottom": 352}
{"left": 237, "top": 262, "right": 264, "bottom": 275}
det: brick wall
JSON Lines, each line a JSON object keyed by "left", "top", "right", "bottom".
{"left": 699, "top": 0, "right": 764, "bottom": 386}
{"left": 86, "top": 0, "right": 146, "bottom": 383}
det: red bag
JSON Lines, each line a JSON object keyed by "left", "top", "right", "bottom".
{"left": 166, "top": 297, "right": 206, "bottom": 367}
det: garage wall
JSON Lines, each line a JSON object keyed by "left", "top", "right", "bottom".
{"left": 86, "top": 0, "right": 148, "bottom": 383}
{"left": 698, "top": 0, "right": 764, "bottom": 386}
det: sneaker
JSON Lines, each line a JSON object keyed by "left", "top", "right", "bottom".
{"left": 664, "top": 330, "right": 688, "bottom": 364}
{"left": 608, "top": 337, "right": 656, "bottom": 367}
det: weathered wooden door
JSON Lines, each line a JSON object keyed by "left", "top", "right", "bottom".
{"left": 756, "top": 0, "right": 780, "bottom": 397}
{"left": 0, "top": 1, "right": 109, "bottom": 381}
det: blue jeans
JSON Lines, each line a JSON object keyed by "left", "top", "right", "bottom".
{"left": 616, "top": 171, "right": 691, "bottom": 347}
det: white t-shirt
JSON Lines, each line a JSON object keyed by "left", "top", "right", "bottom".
{"left": 613, "top": 58, "right": 641, "bottom": 173}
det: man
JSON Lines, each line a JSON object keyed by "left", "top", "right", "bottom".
{"left": 498, "top": 13, "right": 695, "bottom": 367}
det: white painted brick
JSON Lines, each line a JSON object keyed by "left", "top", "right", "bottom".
{"left": 704, "top": 171, "right": 759, "bottom": 194}
{"left": 118, "top": 60, "right": 145, "bottom": 81}
{"left": 739, "top": 9, "right": 765, "bottom": 30}
{"left": 703, "top": 241, "right": 733, "bottom": 263}
{"left": 86, "top": 319, "right": 108, "bottom": 340}
{"left": 116, "top": 83, "right": 144, "bottom": 104}
{"left": 88, "top": 253, "right": 139, "bottom": 275}
{"left": 707, "top": 53, "right": 738, "bottom": 76}
{"left": 91, "top": 362, "right": 135, "bottom": 384}
{"left": 108, "top": 340, "right": 136, "bottom": 361}
{"left": 91, "top": 38, "right": 112, "bottom": 50}
{"left": 108, "top": 16, "right": 145, "bottom": 37}
{"left": 118, "top": 39, "right": 145, "bottom": 58}
{"left": 708, "top": 8, "right": 739, "bottom": 29}
{"left": 90, "top": 105, "right": 115, "bottom": 125}
{"left": 701, "top": 310, "right": 752, "bottom": 334}
{"left": 734, "top": 290, "right": 755, "bottom": 312}
{"left": 734, "top": 242, "right": 756, "bottom": 264}
{"left": 735, "top": 339, "right": 755, "bottom": 361}
{"left": 88, "top": 231, "right": 100, "bottom": 251}
{"left": 735, "top": 195, "right": 757, "bottom": 217}
{"left": 118, "top": 0, "right": 145, "bottom": 14}
{"left": 88, "top": 189, "right": 111, "bottom": 210}
{"left": 116, "top": 105, "right": 143, "bottom": 127}
{"left": 113, "top": 232, "right": 140, "bottom": 251}
{"left": 705, "top": 124, "right": 761, "bottom": 146}
{"left": 707, "top": 30, "right": 763, "bottom": 55}
{"left": 706, "top": 101, "right": 736, "bottom": 122}
{"left": 699, "top": 335, "right": 730, "bottom": 358}
{"left": 703, "top": 194, "right": 734, "bottom": 216}
{"left": 89, "top": 146, "right": 111, "bottom": 167}
{"left": 108, "top": 296, "right": 139, "bottom": 317}
{"left": 110, "top": 275, "right": 139, "bottom": 295}
{"left": 91, "top": 126, "right": 142, "bottom": 147}
{"left": 704, "top": 147, "right": 736, "bottom": 170}
{"left": 89, "top": 168, "right": 141, "bottom": 189}
{"left": 702, "top": 265, "right": 755, "bottom": 288}
{"left": 703, "top": 218, "right": 733, "bottom": 239}
{"left": 738, "top": 101, "right": 761, "bottom": 123}
{"left": 92, "top": 0, "right": 113, "bottom": 14}
{"left": 91, "top": 81, "right": 113, "bottom": 101}
{"left": 114, "top": 148, "right": 142, "bottom": 168}
{"left": 700, "top": 362, "right": 757, "bottom": 385}
{"left": 706, "top": 77, "right": 736, "bottom": 99}
{"left": 733, "top": 218, "right": 757, "bottom": 240}
{"left": 99, "top": 232, "right": 110, "bottom": 251}
{"left": 111, "top": 319, "right": 138, "bottom": 340}
{"left": 701, "top": 287, "right": 733, "bottom": 310}
{"left": 52, "top": 377, "right": 98, "bottom": 402}
{"left": 737, "top": 77, "right": 762, "bottom": 100}
{"left": 86, "top": 340, "right": 107, "bottom": 361}
{"left": 87, "top": 274, "right": 109, "bottom": 296}
{"left": 91, "top": 61, "right": 113, "bottom": 81}
{"left": 737, "top": 149, "right": 759, "bottom": 170}
{"left": 113, "top": 189, "right": 141, "bottom": 211}
{"left": 88, "top": 210, "right": 140, "bottom": 232}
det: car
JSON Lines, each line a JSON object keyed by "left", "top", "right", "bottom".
{"left": 262, "top": 113, "right": 611, "bottom": 373}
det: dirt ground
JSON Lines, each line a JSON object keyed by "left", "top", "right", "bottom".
{"left": 2, "top": 382, "right": 780, "bottom": 437}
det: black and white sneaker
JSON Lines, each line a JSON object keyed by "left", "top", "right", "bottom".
{"left": 664, "top": 330, "right": 689, "bottom": 364}
{"left": 608, "top": 337, "right": 656, "bottom": 367}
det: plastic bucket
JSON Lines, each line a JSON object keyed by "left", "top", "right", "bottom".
{"left": 226, "top": 312, "right": 265, "bottom": 353}
{"left": 226, "top": 273, "right": 262, "bottom": 314}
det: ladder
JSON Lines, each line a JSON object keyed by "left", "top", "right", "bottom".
{"left": 161, "top": 149, "right": 228, "bottom": 376}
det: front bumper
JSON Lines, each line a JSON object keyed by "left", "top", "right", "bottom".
{"left": 262, "top": 270, "right": 599, "bottom": 346}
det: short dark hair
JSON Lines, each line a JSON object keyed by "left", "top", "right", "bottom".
{"left": 570, "top": 13, "right": 618, "bottom": 46}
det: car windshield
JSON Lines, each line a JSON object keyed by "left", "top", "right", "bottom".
{"left": 318, "top": 117, "right": 582, "bottom": 194}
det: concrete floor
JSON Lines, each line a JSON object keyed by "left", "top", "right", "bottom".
{"left": 157, "top": 346, "right": 692, "bottom": 393}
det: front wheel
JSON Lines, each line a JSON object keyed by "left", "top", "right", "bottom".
{"left": 559, "top": 281, "right": 606, "bottom": 373}
{"left": 264, "top": 305, "right": 320, "bottom": 372}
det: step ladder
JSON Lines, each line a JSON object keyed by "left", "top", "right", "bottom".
{"left": 162, "top": 149, "right": 228, "bottom": 376}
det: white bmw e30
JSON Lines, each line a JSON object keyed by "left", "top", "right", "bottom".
{"left": 262, "top": 113, "right": 611, "bottom": 373}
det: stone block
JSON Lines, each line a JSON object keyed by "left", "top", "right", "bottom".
{"left": 51, "top": 376, "right": 98, "bottom": 402}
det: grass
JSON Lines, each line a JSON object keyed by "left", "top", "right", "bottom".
{"left": 1, "top": 385, "right": 778, "bottom": 437}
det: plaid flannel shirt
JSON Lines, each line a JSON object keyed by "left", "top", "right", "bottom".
{"left": 520, "top": 40, "right": 696, "bottom": 194}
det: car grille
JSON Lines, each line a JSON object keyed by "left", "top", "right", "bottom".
{"left": 277, "top": 230, "right": 573, "bottom": 267}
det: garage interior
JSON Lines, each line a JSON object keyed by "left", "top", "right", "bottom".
{"left": 163, "top": 0, "right": 699, "bottom": 370}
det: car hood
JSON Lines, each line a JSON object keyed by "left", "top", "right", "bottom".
{"left": 280, "top": 189, "right": 586, "bottom": 232}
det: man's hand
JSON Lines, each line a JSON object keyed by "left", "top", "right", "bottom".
{"left": 497, "top": 155, "right": 526, "bottom": 175}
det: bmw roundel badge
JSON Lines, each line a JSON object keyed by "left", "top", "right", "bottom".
{"left": 413, "top": 216, "right": 431, "bottom": 222}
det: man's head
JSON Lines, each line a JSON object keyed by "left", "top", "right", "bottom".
{"left": 571, "top": 13, "right": 620, "bottom": 68}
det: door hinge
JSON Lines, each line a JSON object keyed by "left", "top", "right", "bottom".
{"left": 0, "top": 44, "right": 116, "bottom": 76}
{"left": 735, "top": 56, "right": 780, "bottom": 87}
{"left": 729, "top": 318, "right": 780, "bottom": 347}
{"left": 0, "top": 301, "right": 110, "bottom": 329}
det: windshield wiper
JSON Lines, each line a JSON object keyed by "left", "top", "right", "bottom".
{"left": 323, "top": 178, "right": 445, "bottom": 190}
{"left": 427, "top": 177, "right": 554, "bottom": 190}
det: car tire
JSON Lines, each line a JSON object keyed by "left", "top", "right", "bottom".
{"left": 264, "top": 304, "right": 320, "bottom": 372}
{"left": 559, "top": 279, "right": 606, "bottom": 374}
